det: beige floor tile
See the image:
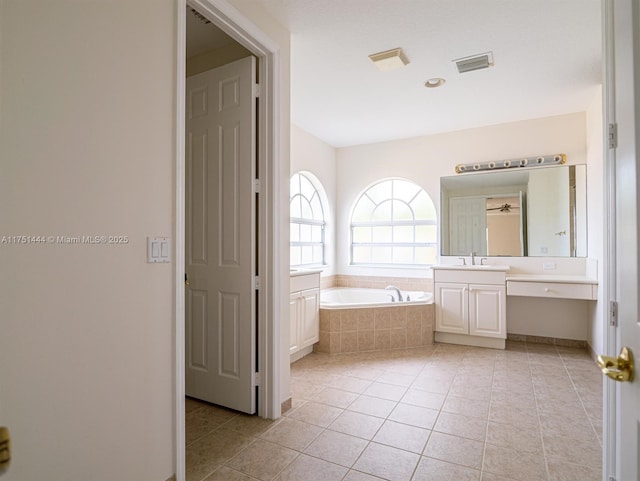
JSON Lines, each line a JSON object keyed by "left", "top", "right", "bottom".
{"left": 328, "top": 410, "right": 385, "bottom": 439}
{"left": 543, "top": 434, "right": 602, "bottom": 468}
{"left": 186, "top": 409, "right": 229, "bottom": 446}
{"left": 442, "top": 395, "right": 490, "bottom": 419}
{"left": 186, "top": 396, "right": 208, "bottom": 413}
{"left": 286, "top": 401, "right": 343, "bottom": 427}
{"left": 303, "top": 429, "right": 368, "bottom": 468}
{"left": 342, "top": 366, "right": 385, "bottom": 381}
{"left": 225, "top": 439, "right": 298, "bottom": 481}
{"left": 186, "top": 428, "right": 255, "bottom": 481}
{"left": 343, "top": 470, "right": 388, "bottom": 480}
{"left": 375, "top": 370, "right": 416, "bottom": 387}
{"left": 412, "top": 456, "right": 480, "bottom": 480}
{"left": 447, "top": 383, "right": 492, "bottom": 401}
{"left": 538, "top": 411, "right": 597, "bottom": 441}
{"left": 347, "top": 394, "right": 397, "bottom": 418}
{"left": 363, "top": 381, "right": 408, "bottom": 401}
{"left": 546, "top": 459, "right": 601, "bottom": 481}
{"left": 482, "top": 443, "right": 547, "bottom": 481}
{"left": 401, "top": 388, "right": 446, "bottom": 410}
{"left": 389, "top": 402, "right": 439, "bottom": 429}
{"left": 480, "top": 473, "right": 515, "bottom": 481}
{"left": 259, "top": 417, "right": 323, "bottom": 451}
{"left": 290, "top": 379, "right": 325, "bottom": 400}
{"left": 273, "top": 454, "right": 347, "bottom": 481}
{"left": 488, "top": 403, "right": 539, "bottom": 428}
{"left": 313, "top": 387, "right": 360, "bottom": 408}
{"left": 202, "top": 465, "right": 261, "bottom": 481}
{"left": 433, "top": 411, "right": 487, "bottom": 441}
{"left": 423, "top": 432, "right": 484, "bottom": 469}
{"left": 329, "top": 375, "right": 373, "bottom": 393}
{"left": 373, "top": 420, "right": 430, "bottom": 453}
{"left": 352, "top": 442, "right": 420, "bottom": 481}
{"left": 224, "top": 413, "right": 280, "bottom": 437}
{"left": 485, "top": 421, "right": 543, "bottom": 454}
{"left": 411, "top": 376, "right": 452, "bottom": 394}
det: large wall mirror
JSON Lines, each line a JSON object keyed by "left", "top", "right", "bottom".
{"left": 440, "top": 165, "right": 587, "bottom": 257}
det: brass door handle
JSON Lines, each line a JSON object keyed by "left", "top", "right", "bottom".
{"left": 184, "top": 273, "right": 190, "bottom": 287}
{"left": 597, "top": 346, "right": 634, "bottom": 382}
{"left": 0, "top": 426, "right": 10, "bottom": 474}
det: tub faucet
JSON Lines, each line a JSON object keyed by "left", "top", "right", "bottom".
{"left": 470, "top": 251, "right": 477, "bottom": 265}
{"left": 385, "top": 285, "right": 403, "bottom": 302}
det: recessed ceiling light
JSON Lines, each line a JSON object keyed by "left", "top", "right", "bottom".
{"left": 368, "top": 48, "right": 410, "bottom": 72}
{"left": 424, "top": 77, "right": 446, "bottom": 88}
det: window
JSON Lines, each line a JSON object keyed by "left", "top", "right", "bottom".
{"left": 351, "top": 178, "right": 437, "bottom": 266}
{"left": 290, "top": 172, "right": 326, "bottom": 267}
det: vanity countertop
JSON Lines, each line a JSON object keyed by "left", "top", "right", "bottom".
{"left": 289, "top": 268, "right": 323, "bottom": 277}
{"left": 506, "top": 274, "right": 598, "bottom": 285}
{"left": 432, "top": 265, "right": 510, "bottom": 272}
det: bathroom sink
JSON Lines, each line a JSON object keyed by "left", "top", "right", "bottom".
{"left": 432, "top": 264, "right": 510, "bottom": 272}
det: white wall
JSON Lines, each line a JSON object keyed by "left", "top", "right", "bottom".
{"left": 0, "top": 0, "right": 291, "bottom": 479}
{"left": 335, "top": 112, "right": 588, "bottom": 278}
{"left": 586, "top": 86, "right": 605, "bottom": 354}
{"left": 291, "top": 124, "right": 337, "bottom": 277}
{"left": 0, "top": 2, "right": 175, "bottom": 479}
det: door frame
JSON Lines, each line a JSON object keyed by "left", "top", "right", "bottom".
{"left": 175, "top": 0, "right": 283, "bottom": 479}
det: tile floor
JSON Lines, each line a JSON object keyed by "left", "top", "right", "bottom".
{"left": 185, "top": 341, "right": 603, "bottom": 481}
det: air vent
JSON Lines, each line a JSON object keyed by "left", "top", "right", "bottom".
{"left": 454, "top": 52, "right": 494, "bottom": 74}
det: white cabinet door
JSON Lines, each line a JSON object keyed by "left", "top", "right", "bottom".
{"left": 468, "top": 284, "right": 505, "bottom": 338}
{"left": 435, "top": 283, "right": 468, "bottom": 334}
{"left": 300, "top": 288, "right": 320, "bottom": 347}
{"left": 289, "top": 293, "right": 300, "bottom": 354}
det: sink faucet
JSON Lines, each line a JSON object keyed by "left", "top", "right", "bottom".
{"left": 470, "top": 252, "right": 477, "bottom": 265}
{"left": 385, "top": 285, "right": 403, "bottom": 302}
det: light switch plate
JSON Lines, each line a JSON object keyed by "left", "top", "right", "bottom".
{"left": 148, "top": 237, "right": 171, "bottom": 263}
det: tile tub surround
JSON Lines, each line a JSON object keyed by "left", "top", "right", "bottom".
{"left": 185, "top": 342, "right": 602, "bottom": 481}
{"left": 330, "top": 274, "right": 433, "bottom": 292}
{"left": 316, "top": 304, "right": 435, "bottom": 354}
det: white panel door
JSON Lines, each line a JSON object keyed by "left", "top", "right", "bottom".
{"left": 185, "top": 57, "right": 256, "bottom": 414}
{"left": 435, "top": 283, "right": 468, "bottom": 334}
{"left": 449, "top": 197, "right": 487, "bottom": 256}
{"left": 468, "top": 284, "right": 505, "bottom": 338}
{"left": 610, "top": 1, "right": 640, "bottom": 478}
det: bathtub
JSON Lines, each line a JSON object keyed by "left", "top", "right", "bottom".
{"left": 317, "top": 287, "right": 435, "bottom": 354}
{"left": 320, "top": 287, "right": 432, "bottom": 309}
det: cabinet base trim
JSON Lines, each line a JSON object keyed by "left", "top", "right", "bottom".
{"left": 290, "top": 345, "right": 313, "bottom": 363}
{"left": 435, "top": 332, "right": 506, "bottom": 350}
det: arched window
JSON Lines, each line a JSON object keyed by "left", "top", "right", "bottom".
{"left": 351, "top": 178, "right": 437, "bottom": 266}
{"left": 290, "top": 172, "right": 327, "bottom": 267}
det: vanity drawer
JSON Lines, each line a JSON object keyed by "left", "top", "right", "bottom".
{"left": 507, "top": 281, "right": 596, "bottom": 300}
{"left": 290, "top": 273, "right": 320, "bottom": 293}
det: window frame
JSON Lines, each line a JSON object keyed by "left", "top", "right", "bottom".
{"left": 350, "top": 178, "right": 437, "bottom": 267}
{"left": 289, "top": 172, "right": 327, "bottom": 268}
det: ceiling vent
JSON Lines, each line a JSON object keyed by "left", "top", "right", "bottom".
{"left": 454, "top": 52, "right": 494, "bottom": 74}
{"left": 369, "top": 48, "right": 410, "bottom": 72}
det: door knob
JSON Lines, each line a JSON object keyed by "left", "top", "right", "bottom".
{"left": 0, "top": 426, "right": 10, "bottom": 474}
{"left": 184, "top": 273, "right": 190, "bottom": 287}
{"left": 597, "top": 346, "right": 634, "bottom": 382}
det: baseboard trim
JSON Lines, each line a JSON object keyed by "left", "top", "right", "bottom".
{"left": 281, "top": 397, "right": 292, "bottom": 414}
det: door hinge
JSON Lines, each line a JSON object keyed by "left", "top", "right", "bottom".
{"left": 253, "top": 179, "right": 261, "bottom": 194}
{"left": 608, "top": 123, "right": 617, "bottom": 149}
{"left": 609, "top": 300, "right": 618, "bottom": 327}
{"left": 254, "top": 276, "right": 261, "bottom": 290}
{"left": 253, "top": 83, "right": 261, "bottom": 98}
{"left": 254, "top": 372, "right": 261, "bottom": 386}
{"left": 608, "top": 476, "right": 616, "bottom": 481}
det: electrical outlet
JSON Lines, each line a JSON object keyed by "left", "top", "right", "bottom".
{"left": 543, "top": 262, "right": 556, "bottom": 270}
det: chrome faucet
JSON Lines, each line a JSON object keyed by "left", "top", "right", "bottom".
{"left": 470, "top": 251, "right": 477, "bottom": 265}
{"left": 385, "top": 285, "right": 403, "bottom": 302}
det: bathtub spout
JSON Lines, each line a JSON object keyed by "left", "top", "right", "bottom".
{"left": 385, "top": 285, "right": 403, "bottom": 302}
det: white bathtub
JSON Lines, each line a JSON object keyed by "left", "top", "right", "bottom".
{"left": 320, "top": 287, "right": 432, "bottom": 309}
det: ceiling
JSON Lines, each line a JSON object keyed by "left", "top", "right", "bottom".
{"left": 253, "top": 0, "right": 602, "bottom": 148}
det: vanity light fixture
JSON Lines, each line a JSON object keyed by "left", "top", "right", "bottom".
{"left": 424, "top": 77, "right": 446, "bottom": 88}
{"left": 454, "top": 153, "right": 567, "bottom": 174}
{"left": 369, "top": 48, "right": 410, "bottom": 71}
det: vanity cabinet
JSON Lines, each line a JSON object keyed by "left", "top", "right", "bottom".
{"left": 433, "top": 266, "right": 508, "bottom": 349}
{"left": 435, "top": 283, "right": 506, "bottom": 338}
{"left": 289, "top": 271, "right": 320, "bottom": 360}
